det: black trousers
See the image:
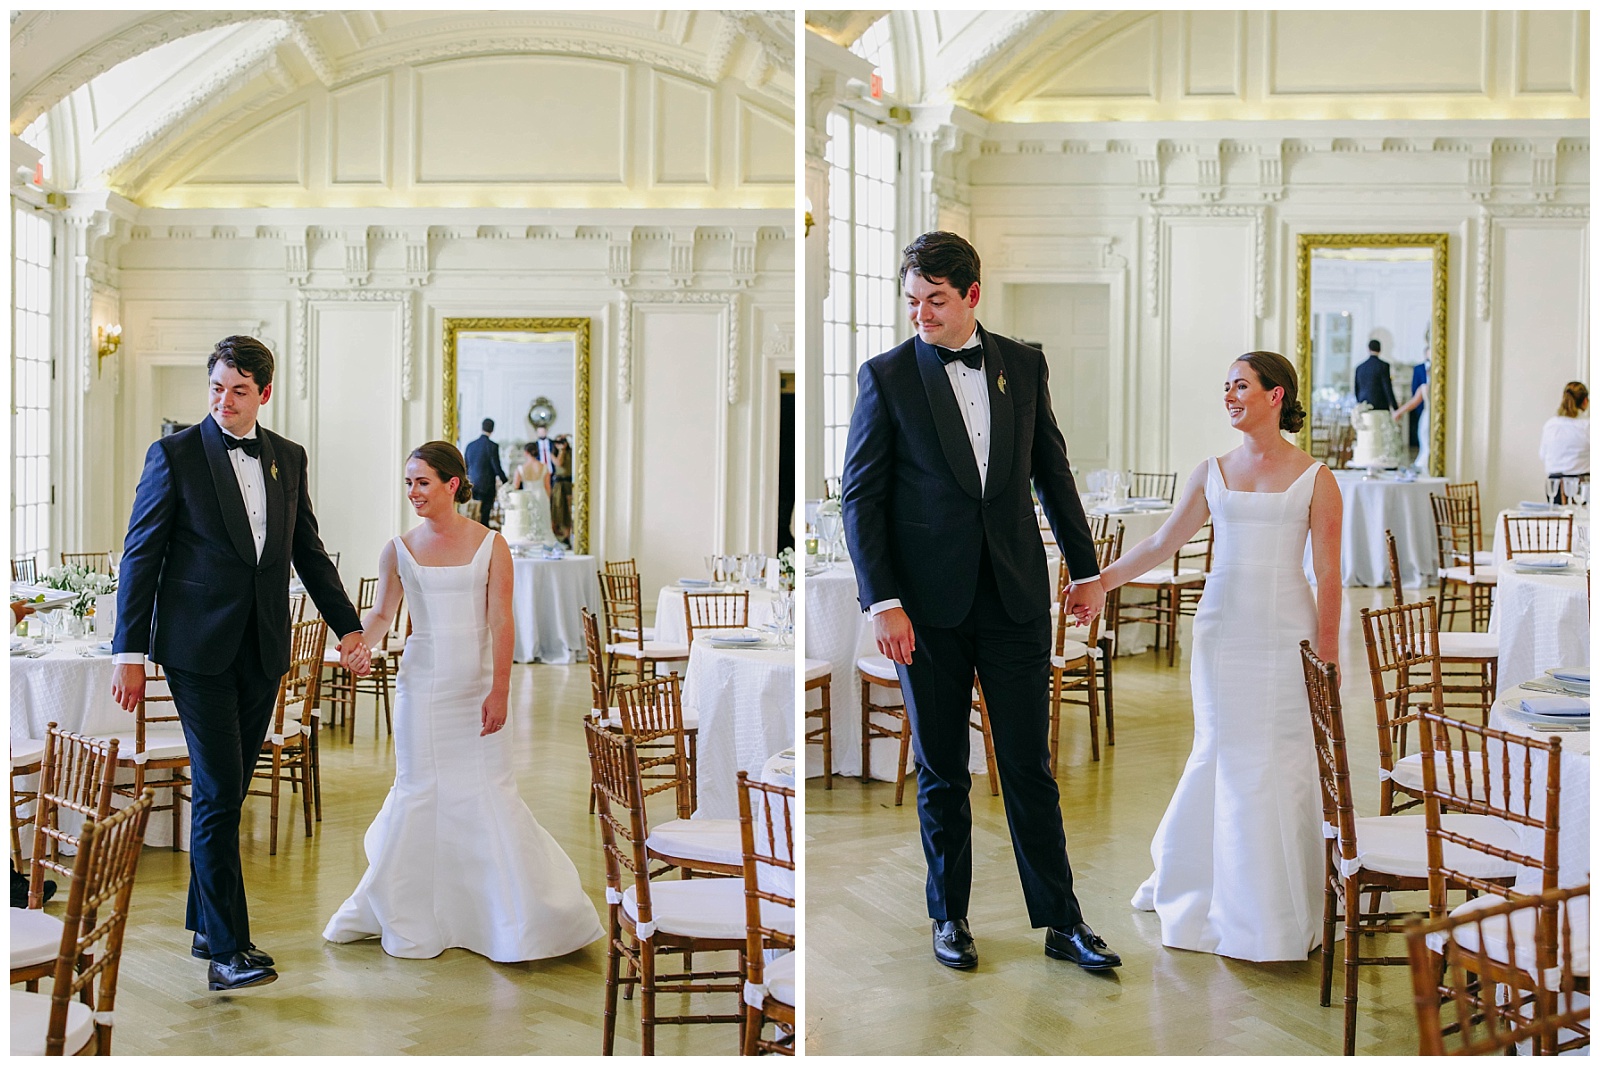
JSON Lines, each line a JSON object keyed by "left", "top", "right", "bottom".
{"left": 163, "top": 608, "right": 281, "bottom": 957}
{"left": 472, "top": 490, "right": 497, "bottom": 527}
{"left": 895, "top": 544, "right": 1083, "bottom": 930}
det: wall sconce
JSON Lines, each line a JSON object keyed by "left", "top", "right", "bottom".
{"left": 804, "top": 196, "right": 813, "bottom": 238}
{"left": 96, "top": 324, "right": 122, "bottom": 376}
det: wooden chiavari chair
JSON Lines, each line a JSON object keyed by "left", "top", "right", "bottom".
{"left": 1047, "top": 535, "right": 1109, "bottom": 766}
{"left": 10, "top": 736, "right": 46, "bottom": 876}
{"left": 322, "top": 576, "right": 401, "bottom": 738}
{"left": 58, "top": 551, "right": 111, "bottom": 575}
{"left": 598, "top": 571, "right": 688, "bottom": 691}
{"left": 1503, "top": 513, "right": 1575, "bottom": 560}
{"left": 248, "top": 617, "right": 327, "bottom": 855}
{"left": 1118, "top": 523, "right": 1211, "bottom": 666}
{"left": 1443, "top": 480, "right": 1491, "bottom": 556}
{"left": 803, "top": 659, "right": 833, "bottom": 788}
{"left": 1405, "top": 884, "right": 1589, "bottom": 1055}
{"left": 682, "top": 590, "right": 749, "bottom": 646}
{"left": 858, "top": 655, "right": 914, "bottom": 805}
{"left": 602, "top": 559, "right": 655, "bottom": 640}
{"left": 1416, "top": 710, "right": 1583, "bottom": 1053}
{"left": 612, "top": 675, "right": 735, "bottom": 876}
{"left": 965, "top": 684, "right": 1002, "bottom": 797}
{"left": 1126, "top": 470, "right": 1177, "bottom": 503}
{"left": 12, "top": 554, "right": 39, "bottom": 583}
{"left": 96, "top": 663, "right": 189, "bottom": 852}
{"left": 1053, "top": 528, "right": 1122, "bottom": 761}
{"left": 1431, "top": 493, "right": 1496, "bottom": 631}
{"left": 737, "top": 772, "right": 795, "bottom": 1056}
{"left": 10, "top": 789, "right": 155, "bottom": 1056}
{"left": 587, "top": 723, "right": 747, "bottom": 1056}
{"left": 1085, "top": 511, "right": 1111, "bottom": 540}
{"left": 1301, "top": 643, "right": 1520, "bottom": 1055}
{"left": 1387, "top": 530, "right": 1497, "bottom": 722}
{"left": 27, "top": 727, "right": 118, "bottom": 910}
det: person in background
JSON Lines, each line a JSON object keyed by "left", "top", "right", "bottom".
{"left": 464, "top": 418, "right": 508, "bottom": 528}
{"left": 1352, "top": 338, "right": 1397, "bottom": 411}
{"left": 1539, "top": 381, "right": 1589, "bottom": 502}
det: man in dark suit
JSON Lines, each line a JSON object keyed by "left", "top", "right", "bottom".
{"left": 464, "top": 418, "right": 507, "bottom": 527}
{"left": 111, "top": 336, "right": 369, "bottom": 992}
{"left": 1353, "top": 338, "right": 1398, "bottom": 410}
{"left": 841, "top": 231, "right": 1121, "bottom": 974}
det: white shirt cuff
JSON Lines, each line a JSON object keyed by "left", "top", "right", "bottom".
{"left": 867, "top": 599, "right": 903, "bottom": 617}
{"left": 112, "top": 653, "right": 147, "bottom": 666}
{"left": 1070, "top": 575, "right": 1102, "bottom": 584}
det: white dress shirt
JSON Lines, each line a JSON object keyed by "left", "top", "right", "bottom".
{"left": 1539, "top": 414, "right": 1590, "bottom": 475}
{"left": 115, "top": 421, "right": 267, "bottom": 666}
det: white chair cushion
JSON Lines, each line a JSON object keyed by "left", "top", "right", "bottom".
{"left": 10, "top": 990, "right": 95, "bottom": 1056}
{"left": 1439, "top": 566, "right": 1497, "bottom": 585}
{"left": 1130, "top": 567, "right": 1206, "bottom": 586}
{"left": 593, "top": 707, "right": 624, "bottom": 729}
{"left": 1388, "top": 750, "right": 1490, "bottom": 799}
{"left": 1425, "top": 892, "right": 1590, "bottom": 985}
{"left": 764, "top": 950, "right": 796, "bottom": 1007}
{"left": 322, "top": 647, "right": 344, "bottom": 664}
{"left": 1343, "top": 813, "right": 1522, "bottom": 881}
{"left": 1063, "top": 624, "right": 1115, "bottom": 651}
{"left": 646, "top": 818, "right": 743, "bottom": 868}
{"left": 10, "top": 908, "right": 63, "bottom": 969}
{"left": 606, "top": 640, "right": 689, "bottom": 660}
{"left": 1473, "top": 550, "right": 1496, "bottom": 567}
{"left": 10, "top": 737, "right": 45, "bottom": 768}
{"left": 803, "top": 659, "right": 831, "bottom": 683}
{"left": 93, "top": 728, "right": 188, "bottom": 763}
{"left": 1050, "top": 640, "right": 1091, "bottom": 668}
{"left": 613, "top": 627, "right": 658, "bottom": 642}
{"left": 1437, "top": 631, "right": 1499, "bottom": 659}
{"left": 857, "top": 655, "right": 899, "bottom": 682}
{"left": 621, "top": 878, "right": 794, "bottom": 940}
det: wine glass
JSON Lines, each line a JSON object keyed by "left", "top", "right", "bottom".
{"left": 745, "top": 552, "right": 767, "bottom": 587}
{"left": 1546, "top": 477, "right": 1562, "bottom": 506}
{"left": 1562, "top": 476, "right": 1580, "bottom": 509}
{"left": 1577, "top": 479, "right": 1590, "bottom": 510}
{"left": 816, "top": 511, "right": 842, "bottom": 563}
{"left": 704, "top": 554, "right": 720, "bottom": 585}
{"left": 772, "top": 591, "right": 794, "bottom": 647}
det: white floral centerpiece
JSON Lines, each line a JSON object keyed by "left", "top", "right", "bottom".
{"left": 42, "top": 564, "right": 116, "bottom": 620}
{"left": 777, "top": 547, "right": 796, "bottom": 591}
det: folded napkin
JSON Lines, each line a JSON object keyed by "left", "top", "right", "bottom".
{"left": 1550, "top": 668, "right": 1590, "bottom": 684}
{"left": 1517, "top": 501, "right": 1559, "bottom": 511}
{"left": 1518, "top": 696, "right": 1590, "bottom": 718}
{"left": 679, "top": 577, "right": 711, "bottom": 587}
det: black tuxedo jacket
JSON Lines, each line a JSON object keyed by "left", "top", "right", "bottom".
{"left": 465, "top": 434, "right": 507, "bottom": 492}
{"left": 841, "top": 326, "right": 1100, "bottom": 629}
{"left": 113, "top": 416, "right": 361, "bottom": 676}
{"left": 1353, "top": 354, "right": 1397, "bottom": 410}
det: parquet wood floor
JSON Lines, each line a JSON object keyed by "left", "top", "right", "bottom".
{"left": 806, "top": 587, "right": 1436, "bottom": 1056}
{"left": 57, "top": 661, "right": 739, "bottom": 1056}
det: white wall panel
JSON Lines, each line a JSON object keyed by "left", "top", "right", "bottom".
{"left": 654, "top": 73, "right": 713, "bottom": 185}
{"left": 1165, "top": 222, "right": 1254, "bottom": 477}
{"left": 182, "top": 106, "right": 309, "bottom": 186}
{"left": 331, "top": 77, "right": 389, "bottom": 185}
{"left": 1268, "top": 12, "right": 1487, "bottom": 96}
{"left": 737, "top": 100, "right": 794, "bottom": 186}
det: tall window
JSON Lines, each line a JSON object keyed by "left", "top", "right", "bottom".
{"left": 820, "top": 109, "right": 899, "bottom": 484}
{"left": 13, "top": 204, "right": 53, "bottom": 566}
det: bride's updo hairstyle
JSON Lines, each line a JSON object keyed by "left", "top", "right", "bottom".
{"left": 408, "top": 441, "right": 474, "bottom": 504}
{"left": 1234, "top": 351, "right": 1306, "bottom": 434}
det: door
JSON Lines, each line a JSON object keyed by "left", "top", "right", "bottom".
{"left": 1005, "top": 283, "right": 1111, "bottom": 472}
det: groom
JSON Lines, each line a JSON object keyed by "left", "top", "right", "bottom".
{"left": 841, "top": 231, "right": 1121, "bottom": 973}
{"left": 111, "top": 335, "right": 370, "bottom": 991}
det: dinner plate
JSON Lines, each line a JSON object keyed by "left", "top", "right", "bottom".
{"left": 1517, "top": 696, "right": 1590, "bottom": 718}
{"left": 704, "top": 630, "right": 762, "bottom": 644}
{"left": 1129, "top": 497, "right": 1168, "bottom": 507}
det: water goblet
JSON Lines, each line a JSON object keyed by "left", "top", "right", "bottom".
{"left": 745, "top": 552, "right": 767, "bottom": 588}
{"left": 704, "top": 554, "right": 720, "bottom": 585}
{"left": 1546, "top": 477, "right": 1562, "bottom": 506}
{"left": 1563, "top": 476, "right": 1580, "bottom": 509}
{"left": 816, "top": 511, "right": 843, "bottom": 563}
{"left": 1578, "top": 479, "right": 1590, "bottom": 510}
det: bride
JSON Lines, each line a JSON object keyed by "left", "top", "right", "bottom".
{"left": 323, "top": 441, "right": 603, "bottom": 961}
{"left": 1087, "top": 351, "right": 1342, "bottom": 962}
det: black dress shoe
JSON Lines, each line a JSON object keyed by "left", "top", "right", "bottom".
{"left": 1045, "top": 922, "right": 1122, "bottom": 971}
{"left": 191, "top": 932, "right": 274, "bottom": 966}
{"left": 208, "top": 951, "right": 278, "bottom": 992}
{"left": 932, "top": 918, "right": 978, "bottom": 970}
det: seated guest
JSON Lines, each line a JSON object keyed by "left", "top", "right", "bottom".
{"left": 1539, "top": 381, "right": 1589, "bottom": 502}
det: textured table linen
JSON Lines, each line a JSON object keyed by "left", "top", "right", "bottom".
{"left": 510, "top": 555, "right": 600, "bottom": 664}
{"left": 683, "top": 642, "right": 794, "bottom": 820}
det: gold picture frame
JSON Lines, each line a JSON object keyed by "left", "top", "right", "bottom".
{"left": 1294, "top": 233, "right": 1448, "bottom": 477}
{"left": 443, "top": 317, "right": 591, "bottom": 554}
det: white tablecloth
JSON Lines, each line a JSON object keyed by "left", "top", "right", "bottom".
{"left": 801, "top": 561, "right": 991, "bottom": 782}
{"left": 653, "top": 584, "right": 775, "bottom": 647}
{"left": 11, "top": 640, "right": 187, "bottom": 848}
{"left": 1322, "top": 471, "right": 1446, "bottom": 587}
{"left": 1488, "top": 684, "right": 1589, "bottom": 892}
{"left": 1489, "top": 507, "right": 1590, "bottom": 564}
{"left": 510, "top": 554, "right": 600, "bottom": 664}
{"left": 682, "top": 642, "right": 793, "bottom": 820}
{"left": 1489, "top": 566, "right": 1590, "bottom": 695}
{"left": 754, "top": 750, "right": 797, "bottom": 901}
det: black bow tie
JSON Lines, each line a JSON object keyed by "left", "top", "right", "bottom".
{"left": 223, "top": 434, "right": 262, "bottom": 459}
{"left": 938, "top": 345, "right": 983, "bottom": 372}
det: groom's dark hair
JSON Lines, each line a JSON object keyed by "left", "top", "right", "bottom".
{"left": 900, "top": 231, "right": 980, "bottom": 298}
{"left": 208, "top": 335, "right": 274, "bottom": 390}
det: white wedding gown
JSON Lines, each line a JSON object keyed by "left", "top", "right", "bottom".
{"left": 1130, "top": 457, "right": 1324, "bottom": 962}
{"left": 323, "top": 531, "right": 603, "bottom": 961}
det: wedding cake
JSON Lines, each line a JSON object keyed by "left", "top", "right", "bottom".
{"left": 499, "top": 488, "right": 555, "bottom": 545}
{"left": 1349, "top": 408, "right": 1402, "bottom": 468}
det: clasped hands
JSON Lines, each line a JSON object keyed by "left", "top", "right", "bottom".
{"left": 1065, "top": 580, "right": 1106, "bottom": 626}
{"left": 111, "top": 632, "right": 371, "bottom": 712}
{"left": 339, "top": 632, "right": 373, "bottom": 676}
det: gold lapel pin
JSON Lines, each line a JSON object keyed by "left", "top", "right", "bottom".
{"left": 998, "top": 373, "right": 1007, "bottom": 395}
{"left": 271, "top": 461, "right": 279, "bottom": 481}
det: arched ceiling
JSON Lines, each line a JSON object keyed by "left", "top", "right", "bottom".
{"left": 12, "top": 10, "right": 795, "bottom": 205}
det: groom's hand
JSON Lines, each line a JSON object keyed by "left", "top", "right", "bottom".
{"left": 1065, "top": 579, "right": 1106, "bottom": 625}
{"left": 338, "top": 632, "right": 372, "bottom": 676}
{"left": 874, "top": 607, "right": 916, "bottom": 665}
{"left": 111, "top": 664, "right": 145, "bottom": 711}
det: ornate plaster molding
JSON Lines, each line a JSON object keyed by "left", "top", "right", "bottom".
{"left": 1146, "top": 203, "right": 1269, "bottom": 320}
{"left": 295, "top": 288, "right": 415, "bottom": 401}
{"left": 1473, "top": 203, "right": 1590, "bottom": 321}
{"left": 615, "top": 289, "right": 745, "bottom": 405}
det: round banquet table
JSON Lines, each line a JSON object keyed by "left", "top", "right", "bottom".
{"left": 653, "top": 584, "right": 775, "bottom": 647}
{"left": 1488, "top": 683, "right": 1589, "bottom": 892}
{"left": 11, "top": 639, "right": 188, "bottom": 848}
{"left": 802, "top": 560, "right": 993, "bottom": 782}
{"left": 510, "top": 554, "right": 600, "bottom": 664}
{"left": 1488, "top": 563, "right": 1590, "bottom": 696}
{"left": 753, "top": 750, "right": 797, "bottom": 900}
{"left": 681, "top": 640, "right": 794, "bottom": 820}
{"left": 1320, "top": 470, "right": 1446, "bottom": 587}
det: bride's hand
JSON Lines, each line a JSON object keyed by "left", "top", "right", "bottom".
{"left": 481, "top": 693, "right": 508, "bottom": 736}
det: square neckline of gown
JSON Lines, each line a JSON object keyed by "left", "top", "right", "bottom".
{"left": 1211, "top": 456, "right": 1320, "bottom": 495}
{"left": 396, "top": 528, "right": 495, "bottom": 568}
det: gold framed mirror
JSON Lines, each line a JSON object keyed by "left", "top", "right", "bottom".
{"left": 443, "top": 318, "right": 591, "bottom": 553}
{"left": 1294, "top": 233, "right": 1447, "bottom": 476}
